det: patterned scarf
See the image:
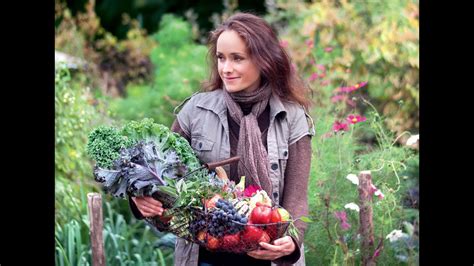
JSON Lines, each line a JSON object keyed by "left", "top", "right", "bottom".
{"left": 223, "top": 83, "right": 273, "bottom": 198}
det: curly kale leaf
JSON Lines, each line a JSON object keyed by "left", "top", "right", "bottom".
{"left": 120, "top": 118, "right": 201, "bottom": 171}
{"left": 86, "top": 126, "right": 133, "bottom": 168}
{"left": 94, "top": 140, "right": 188, "bottom": 200}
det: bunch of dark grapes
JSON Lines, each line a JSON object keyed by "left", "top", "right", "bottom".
{"left": 208, "top": 199, "right": 248, "bottom": 237}
{"left": 189, "top": 212, "right": 207, "bottom": 237}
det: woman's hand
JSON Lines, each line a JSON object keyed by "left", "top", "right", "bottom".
{"left": 131, "top": 196, "right": 164, "bottom": 217}
{"left": 247, "top": 236, "right": 295, "bottom": 261}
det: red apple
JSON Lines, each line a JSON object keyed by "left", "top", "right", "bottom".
{"left": 270, "top": 208, "right": 282, "bottom": 223}
{"left": 222, "top": 233, "right": 241, "bottom": 250}
{"left": 242, "top": 225, "right": 265, "bottom": 243}
{"left": 250, "top": 202, "right": 272, "bottom": 224}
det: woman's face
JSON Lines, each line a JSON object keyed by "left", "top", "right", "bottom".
{"left": 216, "top": 30, "right": 261, "bottom": 93}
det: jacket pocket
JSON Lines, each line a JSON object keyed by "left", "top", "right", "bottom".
{"left": 191, "top": 136, "right": 215, "bottom": 162}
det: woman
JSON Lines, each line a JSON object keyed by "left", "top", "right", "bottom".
{"left": 130, "top": 12, "right": 314, "bottom": 266}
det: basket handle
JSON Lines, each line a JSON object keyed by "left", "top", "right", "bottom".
{"left": 204, "top": 156, "right": 240, "bottom": 170}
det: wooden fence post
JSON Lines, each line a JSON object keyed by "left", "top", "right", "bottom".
{"left": 358, "top": 171, "right": 376, "bottom": 266}
{"left": 87, "top": 193, "right": 106, "bottom": 266}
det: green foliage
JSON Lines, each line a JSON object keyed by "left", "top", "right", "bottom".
{"left": 55, "top": 65, "right": 99, "bottom": 180}
{"left": 55, "top": 200, "right": 174, "bottom": 266}
{"left": 110, "top": 14, "right": 208, "bottom": 126}
{"left": 267, "top": 0, "right": 419, "bottom": 135}
{"left": 304, "top": 98, "right": 419, "bottom": 265}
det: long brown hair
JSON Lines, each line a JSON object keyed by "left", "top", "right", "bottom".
{"left": 202, "top": 12, "right": 312, "bottom": 109}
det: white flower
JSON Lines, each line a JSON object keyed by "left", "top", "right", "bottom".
{"left": 374, "top": 189, "right": 385, "bottom": 199}
{"left": 406, "top": 134, "right": 419, "bottom": 146}
{"left": 386, "top": 229, "right": 408, "bottom": 242}
{"left": 346, "top": 174, "right": 359, "bottom": 185}
{"left": 344, "top": 202, "right": 360, "bottom": 212}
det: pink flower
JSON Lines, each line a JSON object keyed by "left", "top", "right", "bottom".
{"left": 279, "top": 40, "right": 289, "bottom": 48}
{"left": 335, "top": 82, "right": 368, "bottom": 93}
{"left": 347, "top": 81, "right": 368, "bottom": 93}
{"left": 346, "top": 99, "right": 356, "bottom": 107}
{"left": 331, "top": 94, "right": 346, "bottom": 103}
{"left": 346, "top": 114, "right": 366, "bottom": 124}
{"left": 309, "top": 73, "right": 318, "bottom": 82}
{"left": 370, "top": 184, "right": 378, "bottom": 195}
{"left": 354, "top": 81, "right": 368, "bottom": 89}
{"left": 332, "top": 121, "right": 349, "bottom": 132}
{"left": 335, "top": 86, "right": 352, "bottom": 93}
{"left": 373, "top": 247, "right": 381, "bottom": 258}
{"left": 305, "top": 39, "right": 314, "bottom": 48}
{"left": 370, "top": 184, "right": 385, "bottom": 200}
{"left": 324, "top": 46, "right": 333, "bottom": 52}
{"left": 334, "top": 211, "right": 351, "bottom": 230}
{"left": 244, "top": 184, "right": 261, "bottom": 197}
{"left": 316, "top": 64, "right": 326, "bottom": 72}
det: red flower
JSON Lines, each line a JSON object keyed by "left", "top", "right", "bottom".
{"left": 305, "top": 39, "right": 314, "bottom": 48}
{"left": 346, "top": 114, "right": 366, "bottom": 124}
{"left": 244, "top": 184, "right": 261, "bottom": 197}
{"left": 332, "top": 121, "right": 349, "bottom": 132}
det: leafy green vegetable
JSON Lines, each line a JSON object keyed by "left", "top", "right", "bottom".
{"left": 120, "top": 118, "right": 201, "bottom": 170}
{"left": 86, "top": 126, "right": 132, "bottom": 168}
{"left": 87, "top": 118, "right": 206, "bottom": 208}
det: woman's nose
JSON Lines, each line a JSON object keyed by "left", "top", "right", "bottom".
{"left": 223, "top": 61, "right": 233, "bottom": 73}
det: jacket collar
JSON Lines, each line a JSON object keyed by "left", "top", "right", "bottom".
{"left": 196, "top": 89, "right": 287, "bottom": 119}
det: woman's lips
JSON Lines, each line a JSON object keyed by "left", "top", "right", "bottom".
{"left": 224, "top": 77, "right": 239, "bottom": 82}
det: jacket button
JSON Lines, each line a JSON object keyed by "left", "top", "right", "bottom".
{"left": 198, "top": 142, "right": 202, "bottom": 148}
{"left": 283, "top": 151, "right": 288, "bottom": 157}
{"left": 273, "top": 192, "right": 279, "bottom": 199}
{"left": 271, "top": 163, "right": 278, "bottom": 170}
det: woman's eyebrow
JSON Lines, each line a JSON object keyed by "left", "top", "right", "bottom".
{"left": 216, "top": 51, "right": 246, "bottom": 56}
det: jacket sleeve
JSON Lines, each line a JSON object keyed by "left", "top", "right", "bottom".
{"left": 273, "top": 135, "right": 312, "bottom": 265}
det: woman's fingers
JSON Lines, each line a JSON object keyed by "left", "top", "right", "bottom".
{"left": 247, "top": 249, "right": 280, "bottom": 260}
{"left": 139, "top": 203, "right": 162, "bottom": 215}
{"left": 142, "top": 197, "right": 163, "bottom": 207}
{"left": 258, "top": 242, "right": 283, "bottom": 252}
{"left": 132, "top": 196, "right": 164, "bottom": 217}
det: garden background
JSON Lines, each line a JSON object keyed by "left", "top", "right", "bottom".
{"left": 55, "top": 0, "right": 419, "bottom": 265}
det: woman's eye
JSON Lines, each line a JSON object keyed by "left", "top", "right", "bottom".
{"left": 217, "top": 55, "right": 224, "bottom": 60}
{"left": 234, "top": 57, "right": 243, "bottom": 62}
